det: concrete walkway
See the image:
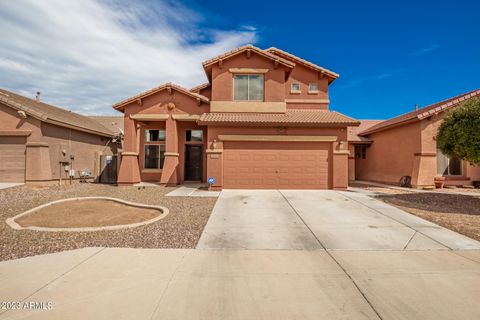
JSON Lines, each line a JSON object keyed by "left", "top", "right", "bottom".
{"left": 0, "top": 183, "right": 23, "bottom": 190}
{"left": 1, "top": 248, "right": 480, "bottom": 319}
{"left": 197, "top": 189, "right": 480, "bottom": 250}
{"left": 165, "top": 183, "right": 220, "bottom": 197}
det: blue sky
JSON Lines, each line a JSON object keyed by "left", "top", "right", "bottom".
{"left": 0, "top": 0, "right": 478, "bottom": 118}
{"left": 186, "top": 0, "right": 480, "bottom": 119}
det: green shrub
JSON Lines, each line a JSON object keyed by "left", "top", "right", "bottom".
{"left": 436, "top": 97, "right": 480, "bottom": 164}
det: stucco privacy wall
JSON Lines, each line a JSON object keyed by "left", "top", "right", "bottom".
{"left": 0, "top": 102, "right": 117, "bottom": 183}
{"left": 355, "top": 121, "right": 421, "bottom": 184}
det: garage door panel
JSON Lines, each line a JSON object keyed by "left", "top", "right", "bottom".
{"left": 223, "top": 141, "right": 330, "bottom": 189}
{"left": 0, "top": 137, "right": 26, "bottom": 182}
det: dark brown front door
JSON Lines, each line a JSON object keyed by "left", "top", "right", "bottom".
{"left": 185, "top": 145, "right": 203, "bottom": 181}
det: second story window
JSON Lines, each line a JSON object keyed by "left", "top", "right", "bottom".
{"left": 234, "top": 75, "right": 264, "bottom": 101}
{"left": 291, "top": 83, "right": 301, "bottom": 92}
{"left": 308, "top": 83, "right": 318, "bottom": 92}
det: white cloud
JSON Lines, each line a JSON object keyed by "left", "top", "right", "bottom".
{"left": 0, "top": 0, "right": 257, "bottom": 114}
{"left": 412, "top": 44, "right": 440, "bottom": 56}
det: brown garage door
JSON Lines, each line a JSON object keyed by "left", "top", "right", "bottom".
{"left": 0, "top": 137, "right": 26, "bottom": 182}
{"left": 223, "top": 141, "right": 330, "bottom": 189}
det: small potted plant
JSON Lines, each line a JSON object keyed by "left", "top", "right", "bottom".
{"left": 434, "top": 176, "right": 446, "bottom": 189}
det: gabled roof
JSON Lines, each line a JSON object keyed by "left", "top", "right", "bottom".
{"left": 0, "top": 88, "right": 114, "bottom": 137}
{"left": 360, "top": 88, "right": 480, "bottom": 136}
{"left": 190, "top": 83, "right": 210, "bottom": 93}
{"left": 113, "top": 82, "right": 209, "bottom": 111}
{"left": 198, "top": 109, "right": 359, "bottom": 127}
{"left": 348, "top": 120, "right": 383, "bottom": 143}
{"left": 202, "top": 45, "right": 295, "bottom": 79}
{"left": 266, "top": 47, "right": 339, "bottom": 82}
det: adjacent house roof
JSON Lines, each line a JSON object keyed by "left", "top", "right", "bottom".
{"left": 88, "top": 115, "right": 124, "bottom": 134}
{"left": 348, "top": 120, "right": 383, "bottom": 143}
{"left": 198, "top": 109, "right": 359, "bottom": 127}
{"left": 266, "top": 47, "right": 339, "bottom": 82}
{"left": 113, "top": 82, "right": 209, "bottom": 111}
{"left": 0, "top": 88, "right": 114, "bottom": 137}
{"left": 190, "top": 83, "right": 210, "bottom": 93}
{"left": 360, "top": 88, "right": 480, "bottom": 136}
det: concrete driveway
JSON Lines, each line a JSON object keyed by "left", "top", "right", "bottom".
{"left": 197, "top": 189, "right": 480, "bottom": 250}
{"left": 2, "top": 189, "right": 480, "bottom": 319}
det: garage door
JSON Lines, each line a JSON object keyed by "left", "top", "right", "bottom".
{"left": 223, "top": 142, "right": 330, "bottom": 189}
{"left": 0, "top": 137, "right": 26, "bottom": 182}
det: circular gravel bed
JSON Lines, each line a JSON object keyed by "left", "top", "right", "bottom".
{"left": 7, "top": 197, "right": 169, "bottom": 232}
{"left": 0, "top": 183, "right": 217, "bottom": 261}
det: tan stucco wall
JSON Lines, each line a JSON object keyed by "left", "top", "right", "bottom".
{"left": 419, "top": 113, "right": 480, "bottom": 185}
{"left": 348, "top": 144, "right": 355, "bottom": 181}
{"left": 355, "top": 121, "right": 421, "bottom": 184}
{"left": 0, "top": 103, "right": 42, "bottom": 139}
{"left": 40, "top": 123, "right": 117, "bottom": 181}
{"left": 118, "top": 88, "right": 209, "bottom": 185}
{"left": 210, "top": 53, "right": 287, "bottom": 103}
{"left": 285, "top": 63, "right": 329, "bottom": 109}
{"left": 355, "top": 112, "right": 480, "bottom": 186}
{"left": 0, "top": 102, "right": 118, "bottom": 183}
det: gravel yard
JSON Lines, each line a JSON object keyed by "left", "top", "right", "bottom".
{"left": 0, "top": 183, "right": 217, "bottom": 261}
{"left": 350, "top": 183, "right": 480, "bottom": 241}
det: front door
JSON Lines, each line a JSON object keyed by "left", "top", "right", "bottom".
{"left": 185, "top": 145, "right": 203, "bottom": 181}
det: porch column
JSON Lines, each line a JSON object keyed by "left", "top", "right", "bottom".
{"left": 117, "top": 115, "right": 141, "bottom": 185}
{"left": 206, "top": 139, "right": 223, "bottom": 190}
{"left": 332, "top": 140, "right": 350, "bottom": 190}
{"left": 160, "top": 117, "right": 180, "bottom": 186}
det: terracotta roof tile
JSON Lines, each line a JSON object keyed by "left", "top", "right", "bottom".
{"left": 190, "top": 83, "right": 210, "bottom": 93}
{"left": 348, "top": 120, "right": 383, "bottom": 142}
{"left": 360, "top": 88, "right": 480, "bottom": 136}
{"left": 88, "top": 115, "right": 124, "bottom": 134}
{"left": 0, "top": 89, "right": 114, "bottom": 136}
{"left": 198, "top": 109, "right": 359, "bottom": 126}
{"left": 113, "top": 82, "right": 209, "bottom": 110}
{"left": 202, "top": 44, "right": 295, "bottom": 69}
{"left": 266, "top": 47, "right": 339, "bottom": 80}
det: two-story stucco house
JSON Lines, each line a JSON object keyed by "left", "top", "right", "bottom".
{"left": 113, "top": 45, "right": 359, "bottom": 190}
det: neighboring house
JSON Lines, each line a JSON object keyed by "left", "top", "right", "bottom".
{"left": 0, "top": 89, "right": 120, "bottom": 183}
{"left": 347, "top": 120, "right": 383, "bottom": 181}
{"left": 114, "top": 45, "right": 359, "bottom": 190}
{"left": 88, "top": 115, "right": 124, "bottom": 136}
{"left": 351, "top": 89, "right": 480, "bottom": 187}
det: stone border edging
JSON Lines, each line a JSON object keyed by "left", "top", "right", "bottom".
{"left": 6, "top": 197, "right": 169, "bottom": 232}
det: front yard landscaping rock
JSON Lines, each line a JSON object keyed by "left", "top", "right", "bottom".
{"left": 0, "top": 183, "right": 216, "bottom": 261}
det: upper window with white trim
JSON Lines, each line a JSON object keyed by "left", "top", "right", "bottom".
{"left": 233, "top": 75, "right": 264, "bottom": 101}
{"left": 308, "top": 83, "right": 318, "bottom": 92}
{"left": 291, "top": 83, "right": 301, "bottom": 92}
